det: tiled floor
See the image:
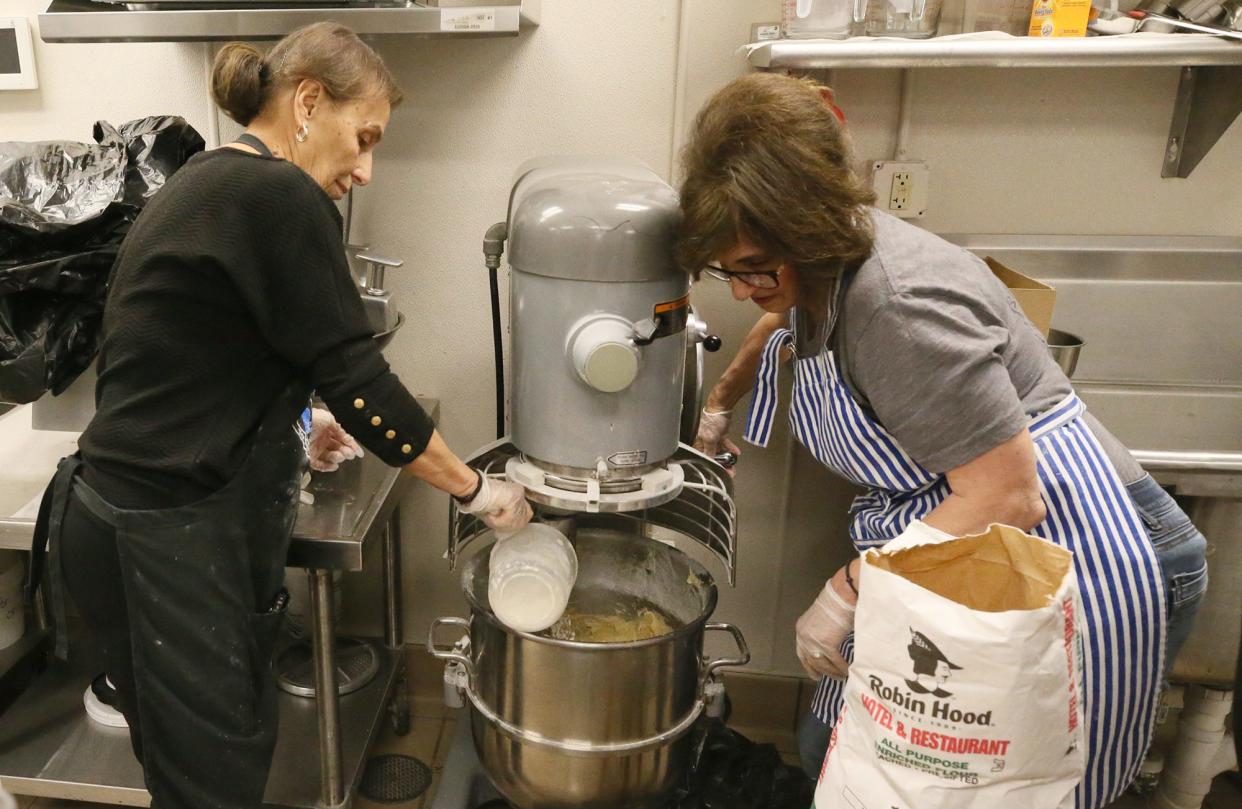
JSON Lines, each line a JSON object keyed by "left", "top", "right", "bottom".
{"left": 4, "top": 648, "right": 1239, "bottom": 809}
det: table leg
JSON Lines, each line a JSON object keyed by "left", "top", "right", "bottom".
{"left": 382, "top": 507, "right": 403, "bottom": 649}
{"left": 381, "top": 508, "right": 410, "bottom": 736}
{"left": 308, "top": 568, "right": 344, "bottom": 807}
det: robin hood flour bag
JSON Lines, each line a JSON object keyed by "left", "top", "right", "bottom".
{"left": 815, "top": 523, "right": 1085, "bottom": 809}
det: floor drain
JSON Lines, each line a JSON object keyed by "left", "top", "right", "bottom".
{"left": 359, "top": 754, "right": 432, "bottom": 803}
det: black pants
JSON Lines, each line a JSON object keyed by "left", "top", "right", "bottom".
{"left": 58, "top": 488, "right": 288, "bottom": 809}
{"left": 60, "top": 494, "right": 148, "bottom": 759}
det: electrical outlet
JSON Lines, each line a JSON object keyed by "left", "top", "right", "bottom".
{"left": 871, "top": 160, "right": 930, "bottom": 219}
{"left": 890, "top": 171, "right": 912, "bottom": 211}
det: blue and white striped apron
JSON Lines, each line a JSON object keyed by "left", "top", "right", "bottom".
{"left": 744, "top": 327, "right": 1166, "bottom": 809}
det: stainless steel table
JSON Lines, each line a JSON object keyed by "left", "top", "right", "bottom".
{"left": 0, "top": 400, "right": 435, "bottom": 809}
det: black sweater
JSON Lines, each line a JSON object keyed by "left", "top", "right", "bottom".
{"left": 79, "top": 148, "right": 434, "bottom": 508}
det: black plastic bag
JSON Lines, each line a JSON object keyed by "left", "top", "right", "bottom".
{"left": 0, "top": 248, "right": 118, "bottom": 402}
{"left": 110, "top": 116, "right": 208, "bottom": 209}
{"left": 0, "top": 116, "right": 204, "bottom": 402}
{"left": 662, "top": 719, "right": 815, "bottom": 809}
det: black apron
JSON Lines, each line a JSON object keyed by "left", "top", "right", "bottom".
{"left": 27, "top": 132, "right": 311, "bottom": 809}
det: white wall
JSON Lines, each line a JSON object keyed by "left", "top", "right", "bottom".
{"left": 4, "top": 1, "right": 210, "bottom": 140}
{"left": 828, "top": 65, "right": 1242, "bottom": 236}
{"left": 6, "top": 0, "right": 1239, "bottom": 677}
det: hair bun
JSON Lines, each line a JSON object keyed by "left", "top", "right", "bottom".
{"left": 211, "top": 43, "right": 266, "bottom": 126}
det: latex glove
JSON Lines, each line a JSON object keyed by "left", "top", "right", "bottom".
{"left": 459, "top": 474, "right": 533, "bottom": 534}
{"left": 795, "top": 580, "right": 856, "bottom": 681}
{"left": 695, "top": 408, "right": 741, "bottom": 468}
{"left": 309, "top": 408, "right": 364, "bottom": 472}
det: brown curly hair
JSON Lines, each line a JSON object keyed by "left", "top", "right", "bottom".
{"left": 676, "top": 73, "right": 875, "bottom": 311}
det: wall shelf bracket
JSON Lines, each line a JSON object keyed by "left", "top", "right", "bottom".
{"left": 1162, "top": 64, "right": 1242, "bottom": 178}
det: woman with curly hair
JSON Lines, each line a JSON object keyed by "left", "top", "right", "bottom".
{"left": 679, "top": 73, "right": 1206, "bottom": 808}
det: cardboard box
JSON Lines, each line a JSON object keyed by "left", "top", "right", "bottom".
{"left": 986, "top": 257, "right": 1056, "bottom": 337}
{"left": 1029, "top": 0, "right": 1092, "bottom": 37}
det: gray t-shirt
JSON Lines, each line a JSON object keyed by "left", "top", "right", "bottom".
{"left": 826, "top": 210, "right": 1142, "bottom": 483}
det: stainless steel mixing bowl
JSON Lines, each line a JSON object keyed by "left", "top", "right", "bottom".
{"left": 429, "top": 528, "right": 749, "bottom": 809}
{"left": 1047, "top": 328, "right": 1084, "bottom": 378}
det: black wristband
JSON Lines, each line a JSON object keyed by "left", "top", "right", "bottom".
{"left": 843, "top": 562, "right": 859, "bottom": 597}
{"left": 452, "top": 471, "right": 484, "bottom": 505}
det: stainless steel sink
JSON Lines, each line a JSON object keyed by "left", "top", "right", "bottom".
{"left": 946, "top": 233, "right": 1242, "bottom": 687}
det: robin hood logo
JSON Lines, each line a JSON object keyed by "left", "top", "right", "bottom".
{"left": 905, "top": 628, "right": 962, "bottom": 698}
{"left": 866, "top": 628, "right": 995, "bottom": 727}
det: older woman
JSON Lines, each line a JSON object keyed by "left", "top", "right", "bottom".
{"left": 36, "top": 23, "right": 530, "bottom": 808}
{"left": 679, "top": 73, "right": 1207, "bottom": 808}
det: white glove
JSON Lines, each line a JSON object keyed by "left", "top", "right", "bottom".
{"left": 795, "top": 580, "right": 856, "bottom": 681}
{"left": 309, "top": 408, "right": 364, "bottom": 472}
{"left": 695, "top": 408, "right": 741, "bottom": 462}
{"left": 458, "top": 474, "right": 533, "bottom": 534}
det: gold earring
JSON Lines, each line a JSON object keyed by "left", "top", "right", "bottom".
{"left": 296, "top": 122, "right": 310, "bottom": 143}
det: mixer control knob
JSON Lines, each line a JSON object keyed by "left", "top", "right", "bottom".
{"left": 704, "top": 335, "right": 722, "bottom": 352}
{"left": 569, "top": 316, "right": 641, "bottom": 393}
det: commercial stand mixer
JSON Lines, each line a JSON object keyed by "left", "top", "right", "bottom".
{"left": 429, "top": 157, "right": 748, "bottom": 809}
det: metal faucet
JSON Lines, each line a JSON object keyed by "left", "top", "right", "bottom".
{"left": 357, "top": 253, "right": 403, "bottom": 296}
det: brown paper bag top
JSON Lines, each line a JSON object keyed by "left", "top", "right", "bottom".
{"left": 867, "top": 524, "right": 1073, "bottom": 613}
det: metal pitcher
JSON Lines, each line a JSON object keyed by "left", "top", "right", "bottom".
{"left": 853, "top": 0, "right": 945, "bottom": 37}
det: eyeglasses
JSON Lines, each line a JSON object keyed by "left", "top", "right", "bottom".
{"left": 703, "top": 262, "right": 781, "bottom": 290}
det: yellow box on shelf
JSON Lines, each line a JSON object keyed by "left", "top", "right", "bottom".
{"left": 1029, "top": 0, "right": 1092, "bottom": 36}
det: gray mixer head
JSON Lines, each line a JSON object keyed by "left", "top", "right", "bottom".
{"left": 449, "top": 156, "right": 737, "bottom": 583}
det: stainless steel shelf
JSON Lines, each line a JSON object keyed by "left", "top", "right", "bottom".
{"left": 748, "top": 33, "right": 1242, "bottom": 69}
{"left": 0, "top": 449, "right": 401, "bottom": 569}
{"left": 39, "top": 0, "right": 540, "bottom": 43}
{"left": 0, "top": 398, "right": 437, "bottom": 568}
{"left": 0, "top": 635, "right": 402, "bottom": 809}
{"left": 1131, "top": 449, "right": 1242, "bottom": 473}
{"left": 749, "top": 33, "right": 1242, "bottom": 178}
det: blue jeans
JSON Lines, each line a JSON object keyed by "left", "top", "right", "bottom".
{"left": 1126, "top": 473, "right": 1210, "bottom": 675}
{"left": 796, "top": 473, "right": 1210, "bottom": 778}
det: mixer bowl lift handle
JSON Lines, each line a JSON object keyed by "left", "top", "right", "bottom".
{"left": 427, "top": 618, "right": 752, "bottom": 755}
{"left": 427, "top": 616, "right": 475, "bottom": 677}
{"left": 428, "top": 618, "right": 751, "bottom": 696}
{"left": 702, "top": 622, "right": 751, "bottom": 684}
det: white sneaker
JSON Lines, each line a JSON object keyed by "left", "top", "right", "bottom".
{"left": 83, "top": 674, "right": 128, "bottom": 729}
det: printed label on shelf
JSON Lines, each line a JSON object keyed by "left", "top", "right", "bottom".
{"left": 441, "top": 10, "right": 497, "bottom": 32}
{"left": 755, "top": 24, "right": 781, "bottom": 41}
